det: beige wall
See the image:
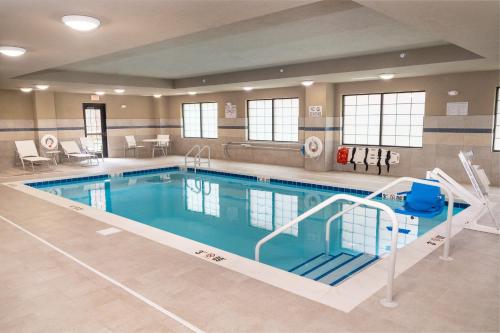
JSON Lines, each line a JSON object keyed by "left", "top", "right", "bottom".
{"left": 0, "top": 70, "right": 498, "bottom": 185}
{"left": 165, "top": 86, "right": 306, "bottom": 166}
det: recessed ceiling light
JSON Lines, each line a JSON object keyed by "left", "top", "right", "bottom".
{"left": 62, "top": 15, "right": 101, "bottom": 32}
{"left": 378, "top": 73, "right": 395, "bottom": 80}
{"left": 0, "top": 46, "right": 26, "bottom": 57}
{"left": 153, "top": 94, "right": 162, "bottom": 98}
{"left": 448, "top": 90, "right": 459, "bottom": 96}
{"left": 243, "top": 87, "right": 253, "bottom": 91}
{"left": 188, "top": 91, "right": 197, "bottom": 96}
{"left": 95, "top": 91, "right": 105, "bottom": 96}
{"left": 20, "top": 88, "right": 32, "bottom": 93}
{"left": 114, "top": 88, "right": 125, "bottom": 94}
{"left": 301, "top": 80, "right": 314, "bottom": 87}
{"left": 35, "top": 84, "right": 49, "bottom": 90}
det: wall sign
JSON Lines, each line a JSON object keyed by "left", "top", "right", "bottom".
{"left": 446, "top": 102, "right": 468, "bottom": 116}
{"left": 225, "top": 102, "right": 237, "bottom": 118}
{"left": 308, "top": 105, "right": 322, "bottom": 117}
{"left": 91, "top": 94, "right": 100, "bottom": 101}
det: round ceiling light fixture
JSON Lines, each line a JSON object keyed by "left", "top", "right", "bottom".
{"left": 36, "top": 84, "right": 49, "bottom": 90}
{"left": 20, "top": 87, "right": 33, "bottom": 93}
{"left": 448, "top": 90, "right": 459, "bottom": 96}
{"left": 62, "top": 15, "right": 101, "bottom": 32}
{"left": 188, "top": 91, "right": 197, "bottom": 96}
{"left": 301, "top": 80, "right": 314, "bottom": 87}
{"left": 378, "top": 73, "right": 395, "bottom": 80}
{"left": 153, "top": 94, "right": 162, "bottom": 98}
{"left": 0, "top": 46, "right": 26, "bottom": 57}
{"left": 243, "top": 87, "right": 253, "bottom": 91}
{"left": 95, "top": 91, "right": 105, "bottom": 96}
{"left": 114, "top": 88, "right": 125, "bottom": 94}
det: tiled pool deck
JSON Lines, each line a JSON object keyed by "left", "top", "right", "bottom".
{"left": 0, "top": 156, "right": 498, "bottom": 332}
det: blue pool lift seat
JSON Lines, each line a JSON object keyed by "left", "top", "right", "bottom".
{"left": 395, "top": 179, "right": 445, "bottom": 218}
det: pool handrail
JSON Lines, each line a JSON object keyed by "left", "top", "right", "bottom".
{"left": 255, "top": 193, "right": 401, "bottom": 307}
{"left": 195, "top": 145, "right": 211, "bottom": 169}
{"left": 324, "top": 177, "right": 455, "bottom": 262}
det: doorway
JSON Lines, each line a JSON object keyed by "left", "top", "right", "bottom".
{"left": 82, "top": 103, "right": 108, "bottom": 157}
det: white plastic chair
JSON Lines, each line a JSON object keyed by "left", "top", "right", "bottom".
{"left": 153, "top": 134, "right": 169, "bottom": 157}
{"left": 60, "top": 141, "right": 98, "bottom": 165}
{"left": 124, "top": 135, "right": 144, "bottom": 157}
{"left": 80, "top": 137, "right": 104, "bottom": 162}
{"left": 15, "top": 140, "right": 52, "bottom": 172}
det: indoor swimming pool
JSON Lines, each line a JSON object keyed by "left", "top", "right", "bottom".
{"left": 28, "top": 167, "right": 464, "bottom": 286}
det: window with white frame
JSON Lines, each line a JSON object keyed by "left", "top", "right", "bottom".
{"left": 343, "top": 94, "right": 381, "bottom": 145}
{"left": 382, "top": 91, "right": 425, "bottom": 147}
{"left": 342, "top": 91, "right": 426, "bottom": 147}
{"left": 182, "top": 102, "right": 218, "bottom": 138}
{"left": 248, "top": 98, "right": 299, "bottom": 141}
{"left": 494, "top": 87, "right": 500, "bottom": 151}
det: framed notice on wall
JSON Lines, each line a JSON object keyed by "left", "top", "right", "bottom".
{"left": 308, "top": 105, "right": 322, "bottom": 117}
{"left": 225, "top": 102, "right": 237, "bottom": 118}
{"left": 446, "top": 102, "right": 468, "bottom": 116}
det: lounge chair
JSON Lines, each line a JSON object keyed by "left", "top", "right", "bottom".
{"left": 80, "top": 136, "right": 104, "bottom": 162}
{"left": 15, "top": 140, "right": 52, "bottom": 172}
{"left": 124, "top": 135, "right": 144, "bottom": 157}
{"left": 395, "top": 180, "right": 445, "bottom": 218}
{"left": 60, "top": 140, "right": 99, "bottom": 165}
{"left": 153, "top": 134, "right": 169, "bottom": 157}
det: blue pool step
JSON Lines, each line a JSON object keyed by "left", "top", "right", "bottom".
{"left": 289, "top": 252, "right": 378, "bottom": 286}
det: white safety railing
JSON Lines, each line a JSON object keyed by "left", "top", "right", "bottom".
{"left": 254, "top": 193, "right": 402, "bottom": 308}
{"left": 325, "top": 177, "right": 455, "bottom": 264}
{"left": 195, "top": 145, "right": 211, "bottom": 169}
{"left": 185, "top": 145, "right": 200, "bottom": 167}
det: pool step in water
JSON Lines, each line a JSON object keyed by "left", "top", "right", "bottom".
{"left": 289, "top": 252, "right": 378, "bottom": 286}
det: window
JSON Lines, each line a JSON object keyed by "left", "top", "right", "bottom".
{"left": 248, "top": 98, "right": 299, "bottom": 141}
{"left": 182, "top": 102, "right": 218, "bottom": 138}
{"left": 343, "top": 94, "right": 381, "bottom": 145}
{"left": 382, "top": 92, "right": 425, "bottom": 147}
{"left": 494, "top": 87, "right": 500, "bottom": 151}
{"left": 342, "top": 91, "right": 426, "bottom": 148}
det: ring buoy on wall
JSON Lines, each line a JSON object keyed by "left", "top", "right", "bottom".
{"left": 304, "top": 136, "right": 323, "bottom": 159}
{"left": 40, "top": 134, "right": 58, "bottom": 150}
{"left": 336, "top": 147, "right": 349, "bottom": 164}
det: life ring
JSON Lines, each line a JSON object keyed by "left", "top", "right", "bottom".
{"left": 304, "top": 136, "right": 323, "bottom": 158}
{"left": 40, "top": 134, "right": 58, "bottom": 150}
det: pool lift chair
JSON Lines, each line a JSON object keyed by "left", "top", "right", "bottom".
{"left": 395, "top": 179, "right": 446, "bottom": 218}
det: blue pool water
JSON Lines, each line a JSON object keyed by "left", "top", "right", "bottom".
{"left": 31, "top": 169, "right": 463, "bottom": 286}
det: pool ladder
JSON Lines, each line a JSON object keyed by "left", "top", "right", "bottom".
{"left": 185, "top": 145, "right": 211, "bottom": 171}
{"left": 254, "top": 177, "right": 456, "bottom": 308}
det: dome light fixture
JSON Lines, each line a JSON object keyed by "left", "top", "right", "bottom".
{"left": 243, "top": 87, "right": 253, "bottom": 91}
{"left": 301, "top": 80, "right": 314, "bottom": 87}
{"left": 20, "top": 87, "right": 33, "bottom": 93}
{"left": 188, "top": 91, "right": 197, "bottom": 96}
{"left": 36, "top": 84, "right": 49, "bottom": 90}
{"left": 95, "top": 91, "right": 105, "bottom": 96}
{"left": 153, "top": 94, "right": 162, "bottom": 98}
{"left": 378, "top": 73, "right": 395, "bottom": 80}
{"left": 114, "top": 88, "right": 125, "bottom": 94}
{"left": 0, "top": 46, "right": 26, "bottom": 57}
{"left": 62, "top": 15, "right": 101, "bottom": 32}
{"left": 448, "top": 90, "right": 459, "bottom": 96}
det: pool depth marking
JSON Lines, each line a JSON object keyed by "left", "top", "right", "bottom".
{"left": 0, "top": 214, "right": 205, "bottom": 333}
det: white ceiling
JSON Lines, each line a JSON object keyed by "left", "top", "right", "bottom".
{"left": 59, "top": 3, "right": 442, "bottom": 78}
{"left": 0, "top": 0, "right": 498, "bottom": 95}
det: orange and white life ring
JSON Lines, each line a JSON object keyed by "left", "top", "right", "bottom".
{"left": 40, "top": 134, "right": 58, "bottom": 150}
{"left": 304, "top": 136, "right": 323, "bottom": 158}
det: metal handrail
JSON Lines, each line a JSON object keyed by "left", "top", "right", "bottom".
{"left": 184, "top": 145, "right": 201, "bottom": 166}
{"left": 325, "top": 177, "right": 455, "bottom": 263}
{"left": 195, "top": 145, "right": 211, "bottom": 168}
{"left": 254, "top": 193, "right": 401, "bottom": 307}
